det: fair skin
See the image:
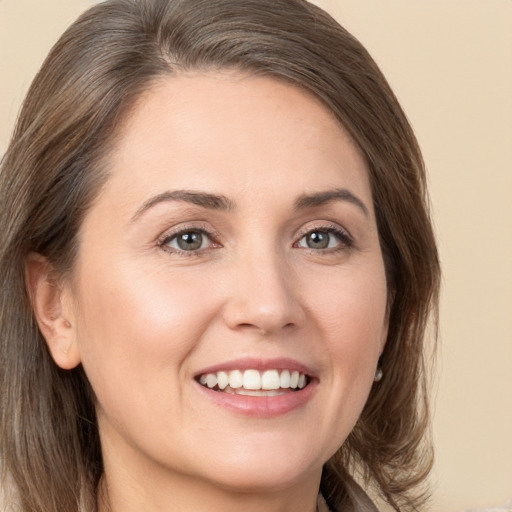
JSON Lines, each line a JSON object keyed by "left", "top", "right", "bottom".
{"left": 27, "top": 72, "right": 388, "bottom": 512}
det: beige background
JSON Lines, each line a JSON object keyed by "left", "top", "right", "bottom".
{"left": 1, "top": 1, "right": 511, "bottom": 511}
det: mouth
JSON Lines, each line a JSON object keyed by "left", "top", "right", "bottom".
{"left": 196, "top": 369, "right": 310, "bottom": 396}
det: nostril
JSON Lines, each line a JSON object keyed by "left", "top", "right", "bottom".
{"left": 221, "top": 278, "right": 305, "bottom": 334}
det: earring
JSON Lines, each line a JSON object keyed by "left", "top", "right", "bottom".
{"left": 374, "top": 367, "right": 383, "bottom": 382}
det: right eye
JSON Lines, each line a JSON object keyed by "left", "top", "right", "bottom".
{"left": 160, "top": 229, "right": 214, "bottom": 253}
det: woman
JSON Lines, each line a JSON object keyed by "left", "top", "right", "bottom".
{"left": 0, "top": 0, "right": 440, "bottom": 511}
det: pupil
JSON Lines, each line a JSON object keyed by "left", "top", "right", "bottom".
{"left": 178, "top": 232, "right": 202, "bottom": 251}
{"left": 307, "top": 231, "right": 329, "bottom": 249}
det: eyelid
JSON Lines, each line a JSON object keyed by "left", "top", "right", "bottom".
{"left": 293, "top": 222, "right": 354, "bottom": 248}
{"left": 156, "top": 220, "right": 353, "bottom": 255}
{"left": 157, "top": 223, "right": 222, "bottom": 254}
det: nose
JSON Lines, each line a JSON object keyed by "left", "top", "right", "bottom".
{"left": 221, "top": 250, "right": 305, "bottom": 336}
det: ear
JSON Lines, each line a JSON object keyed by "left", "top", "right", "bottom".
{"left": 25, "top": 253, "right": 81, "bottom": 370}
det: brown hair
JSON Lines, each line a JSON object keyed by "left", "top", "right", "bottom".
{"left": 0, "top": 1, "right": 440, "bottom": 511}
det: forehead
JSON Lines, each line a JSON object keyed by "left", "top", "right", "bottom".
{"left": 99, "top": 71, "right": 372, "bottom": 213}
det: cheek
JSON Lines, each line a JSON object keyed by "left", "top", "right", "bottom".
{"left": 72, "top": 261, "right": 219, "bottom": 399}
{"left": 310, "top": 263, "right": 387, "bottom": 347}
{"left": 306, "top": 263, "right": 387, "bottom": 396}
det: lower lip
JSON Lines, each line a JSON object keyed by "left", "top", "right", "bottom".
{"left": 195, "top": 380, "right": 318, "bottom": 418}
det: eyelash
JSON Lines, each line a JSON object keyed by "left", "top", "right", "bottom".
{"left": 294, "top": 224, "right": 354, "bottom": 252}
{"left": 158, "top": 225, "right": 221, "bottom": 257}
{"left": 157, "top": 223, "right": 353, "bottom": 256}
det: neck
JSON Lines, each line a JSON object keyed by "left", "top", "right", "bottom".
{"left": 98, "top": 456, "right": 321, "bottom": 512}
{"left": 96, "top": 416, "right": 324, "bottom": 512}
{"left": 98, "top": 471, "right": 322, "bottom": 512}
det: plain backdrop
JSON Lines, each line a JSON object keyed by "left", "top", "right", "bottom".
{"left": 1, "top": 1, "right": 511, "bottom": 511}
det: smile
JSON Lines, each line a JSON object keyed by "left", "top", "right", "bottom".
{"left": 194, "top": 358, "right": 317, "bottom": 417}
{"left": 198, "top": 369, "right": 309, "bottom": 395}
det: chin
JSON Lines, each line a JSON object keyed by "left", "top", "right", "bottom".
{"left": 204, "top": 461, "right": 317, "bottom": 494}
{"left": 187, "top": 437, "right": 324, "bottom": 494}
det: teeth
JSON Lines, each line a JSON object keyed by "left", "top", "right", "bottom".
{"left": 280, "top": 370, "right": 291, "bottom": 388}
{"left": 217, "top": 371, "right": 229, "bottom": 390}
{"left": 243, "top": 369, "right": 261, "bottom": 390}
{"left": 235, "top": 388, "right": 284, "bottom": 396}
{"left": 290, "top": 371, "right": 299, "bottom": 388}
{"left": 261, "top": 370, "right": 280, "bottom": 390}
{"left": 199, "top": 369, "right": 309, "bottom": 392}
{"left": 206, "top": 373, "right": 218, "bottom": 389}
{"left": 229, "top": 370, "right": 243, "bottom": 389}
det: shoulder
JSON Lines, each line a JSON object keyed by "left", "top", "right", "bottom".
{"left": 320, "top": 476, "right": 379, "bottom": 512}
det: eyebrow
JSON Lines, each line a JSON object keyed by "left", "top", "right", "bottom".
{"left": 131, "top": 190, "right": 235, "bottom": 222}
{"left": 131, "top": 187, "right": 369, "bottom": 222}
{"left": 294, "top": 188, "right": 369, "bottom": 217}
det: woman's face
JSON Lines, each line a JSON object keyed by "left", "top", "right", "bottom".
{"left": 64, "top": 73, "right": 388, "bottom": 494}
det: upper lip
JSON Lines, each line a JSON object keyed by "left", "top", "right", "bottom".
{"left": 194, "top": 357, "right": 317, "bottom": 379}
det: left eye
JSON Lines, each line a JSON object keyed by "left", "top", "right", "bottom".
{"left": 162, "top": 230, "right": 211, "bottom": 252}
{"left": 297, "top": 230, "right": 344, "bottom": 250}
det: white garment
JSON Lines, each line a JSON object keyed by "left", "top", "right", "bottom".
{"left": 465, "top": 500, "right": 512, "bottom": 512}
{"left": 317, "top": 494, "right": 331, "bottom": 512}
